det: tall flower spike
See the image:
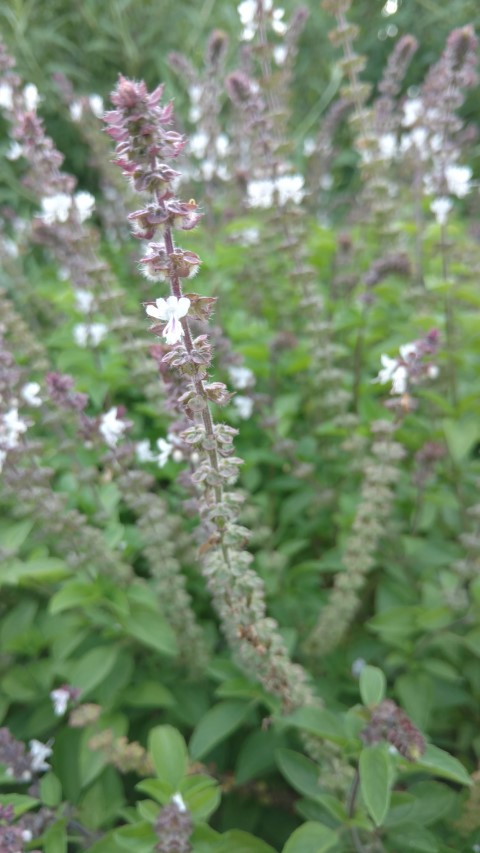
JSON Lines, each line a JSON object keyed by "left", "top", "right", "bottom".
{"left": 104, "top": 76, "right": 317, "bottom": 715}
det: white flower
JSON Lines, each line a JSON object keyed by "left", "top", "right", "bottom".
{"left": 216, "top": 134, "right": 230, "bottom": 157}
{"left": 375, "top": 354, "right": 399, "bottom": 385}
{"left": 189, "top": 85, "right": 202, "bottom": 105}
{"left": 238, "top": 0, "right": 256, "bottom": 26}
{"left": 189, "top": 105, "right": 202, "bottom": 123}
{"left": 74, "top": 191, "right": 95, "bottom": 222}
{"left": 41, "top": 193, "right": 72, "bottom": 224}
{"left": 273, "top": 45, "right": 288, "bottom": 65}
{"left": 74, "top": 289, "right": 95, "bottom": 314}
{"left": 233, "top": 395, "right": 254, "bottom": 419}
{"left": 6, "top": 141, "right": 23, "bottom": 160}
{"left": 172, "top": 792, "right": 187, "bottom": 813}
{"left": 156, "top": 438, "right": 174, "bottom": 467}
{"left": 303, "top": 137, "right": 316, "bottom": 157}
{"left": 29, "top": 739, "right": 52, "bottom": 773}
{"left": 73, "top": 322, "right": 107, "bottom": 347}
{"left": 351, "top": 658, "right": 366, "bottom": 678}
{"left": 0, "top": 82, "right": 13, "bottom": 109}
{"left": 145, "top": 296, "right": 190, "bottom": 345}
{"left": 431, "top": 197, "right": 452, "bottom": 226}
{"left": 228, "top": 365, "right": 254, "bottom": 389}
{"left": 22, "top": 829, "right": 33, "bottom": 842}
{"left": 427, "top": 364, "right": 439, "bottom": 379}
{"left": 399, "top": 343, "right": 417, "bottom": 361}
{"left": 378, "top": 133, "right": 397, "bottom": 159}
{"left": 402, "top": 97, "right": 422, "bottom": 127}
{"left": 135, "top": 440, "right": 156, "bottom": 463}
{"left": 391, "top": 364, "right": 408, "bottom": 394}
{"left": 21, "top": 382, "right": 42, "bottom": 407}
{"left": 374, "top": 355, "right": 408, "bottom": 395}
{"left": 1, "top": 408, "right": 28, "bottom": 449}
{"left": 445, "top": 164, "right": 471, "bottom": 198}
{"left": 89, "top": 94, "right": 104, "bottom": 117}
{"left": 70, "top": 100, "right": 83, "bottom": 122}
{"left": 189, "top": 131, "right": 208, "bottom": 159}
{"left": 99, "top": 407, "right": 128, "bottom": 447}
{"left": 50, "top": 687, "right": 70, "bottom": 716}
{"left": 239, "top": 227, "right": 260, "bottom": 246}
{"left": 276, "top": 174, "right": 304, "bottom": 205}
{"left": 23, "top": 83, "right": 40, "bottom": 111}
{"left": 247, "top": 178, "right": 275, "bottom": 208}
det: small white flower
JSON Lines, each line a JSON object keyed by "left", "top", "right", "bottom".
{"left": 189, "top": 131, "right": 208, "bottom": 159}
{"left": 303, "top": 137, "right": 316, "bottom": 157}
{"left": 135, "top": 440, "right": 156, "bottom": 463}
{"left": 0, "top": 82, "right": 13, "bottom": 110}
{"left": 388, "top": 744, "right": 399, "bottom": 756}
{"left": 374, "top": 355, "right": 409, "bottom": 395}
{"left": 399, "top": 343, "right": 417, "bottom": 361}
{"left": 41, "top": 193, "right": 72, "bottom": 225}
{"left": 445, "top": 164, "right": 472, "bottom": 198}
{"left": 189, "top": 85, "right": 202, "bottom": 105}
{"left": 22, "top": 829, "right": 33, "bottom": 842}
{"left": 233, "top": 395, "right": 254, "bottom": 419}
{"left": 427, "top": 364, "right": 439, "bottom": 379}
{"left": 273, "top": 44, "right": 288, "bottom": 65}
{"left": 6, "top": 141, "right": 23, "bottom": 160}
{"left": 228, "top": 365, "right": 254, "bottom": 390}
{"left": 189, "top": 105, "right": 202, "bottom": 123}
{"left": 74, "top": 289, "right": 95, "bottom": 314}
{"left": 239, "top": 227, "right": 260, "bottom": 246}
{"left": 1, "top": 407, "right": 28, "bottom": 449}
{"left": 431, "top": 197, "right": 452, "bottom": 226}
{"left": 276, "top": 174, "right": 304, "bottom": 206}
{"left": 238, "top": 0, "right": 256, "bottom": 26}
{"left": 378, "top": 133, "right": 397, "bottom": 159}
{"left": 172, "top": 792, "right": 187, "bottom": 812}
{"left": 247, "top": 178, "right": 275, "bottom": 209}
{"left": 70, "top": 101, "right": 83, "bottom": 122}
{"left": 23, "top": 83, "right": 40, "bottom": 111}
{"left": 391, "top": 364, "right": 408, "bottom": 394}
{"left": 156, "top": 437, "right": 174, "bottom": 468}
{"left": 74, "top": 191, "right": 95, "bottom": 222}
{"left": 216, "top": 134, "right": 230, "bottom": 157}
{"left": 99, "top": 407, "right": 128, "bottom": 448}
{"left": 73, "top": 322, "right": 107, "bottom": 347}
{"left": 29, "top": 739, "right": 52, "bottom": 773}
{"left": 89, "top": 94, "right": 104, "bottom": 117}
{"left": 21, "top": 382, "right": 42, "bottom": 407}
{"left": 50, "top": 687, "right": 70, "bottom": 716}
{"left": 145, "top": 296, "right": 190, "bottom": 346}
{"left": 402, "top": 97, "right": 422, "bottom": 127}
{"left": 351, "top": 658, "right": 366, "bottom": 678}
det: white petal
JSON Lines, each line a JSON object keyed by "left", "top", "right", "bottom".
{"left": 176, "top": 297, "right": 190, "bottom": 318}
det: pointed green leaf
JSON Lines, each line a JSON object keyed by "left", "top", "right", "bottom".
{"left": 148, "top": 725, "right": 188, "bottom": 789}
{"left": 359, "top": 745, "right": 392, "bottom": 827}
{"left": 189, "top": 700, "right": 251, "bottom": 760}
{"left": 283, "top": 821, "right": 338, "bottom": 853}
{"left": 359, "top": 666, "right": 386, "bottom": 707}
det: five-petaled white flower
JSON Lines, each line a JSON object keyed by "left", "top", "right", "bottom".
{"left": 29, "top": 739, "right": 52, "bottom": 773}
{"left": 431, "top": 197, "right": 452, "bottom": 226}
{"left": 145, "top": 296, "right": 190, "bottom": 345}
{"left": 99, "top": 407, "right": 128, "bottom": 448}
{"left": 374, "top": 354, "right": 408, "bottom": 395}
{"left": 21, "top": 382, "right": 42, "bottom": 407}
{"left": 50, "top": 687, "right": 70, "bottom": 717}
{"left": 41, "top": 193, "right": 72, "bottom": 225}
{"left": 157, "top": 437, "right": 174, "bottom": 467}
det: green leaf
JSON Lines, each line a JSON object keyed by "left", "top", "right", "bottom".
{"left": 49, "top": 580, "right": 103, "bottom": 614}
{"left": 122, "top": 681, "right": 174, "bottom": 708}
{"left": 180, "top": 774, "right": 221, "bottom": 822}
{"left": 114, "top": 821, "right": 158, "bottom": 852}
{"left": 67, "top": 645, "right": 120, "bottom": 696}
{"left": 0, "top": 793, "right": 40, "bottom": 816}
{"left": 43, "top": 819, "right": 68, "bottom": 853}
{"left": 281, "top": 707, "right": 347, "bottom": 745}
{"left": 148, "top": 725, "right": 188, "bottom": 790}
{"left": 216, "top": 829, "right": 277, "bottom": 853}
{"left": 443, "top": 418, "right": 480, "bottom": 463}
{"left": 0, "top": 519, "right": 34, "bottom": 553}
{"left": 386, "top": 823, "right": 439, "bottom": 852}
{"left": 120, "top": 605, "right": 177, "bottom": 657}
{"left": 282, "top": 821, "right": 338, "bottom": 853}
{"left": 0, "top": 557, "right": 71, "bottom": 586}
{"left": 39, "top": 772, "right": 62, "bottom": 807}
{"left": 414, "top": 744, "right": 472, "bottom": 786}
{"left": 236, "top": 729, "right": 279, "bottom": 784}
{"left": 275, "top": 749, "right": 321, "bottom": 801}
{"left": 359, "top": 666, "right": 386, "bottom": 707}
{"left": 359, "top": 745, "right": 392, "bottom": 827}
{"left": 189, "top": 700, "right": 251, "bottom": 760}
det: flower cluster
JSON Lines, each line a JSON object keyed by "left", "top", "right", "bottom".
{"left": 361, "top": 699, "right": 426, "bottom": 761}
{"left": 374, "top": 330, "right": 440, "bottom": 397}
{"left": 0, "top": 728, "right": 52, "bottom": 781}
{"left": 154, "top": 794, "right": 192, "bottom": 853}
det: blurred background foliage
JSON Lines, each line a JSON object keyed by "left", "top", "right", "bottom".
{"left": 1, "top": 0, "right": 479, "bottom": 184}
